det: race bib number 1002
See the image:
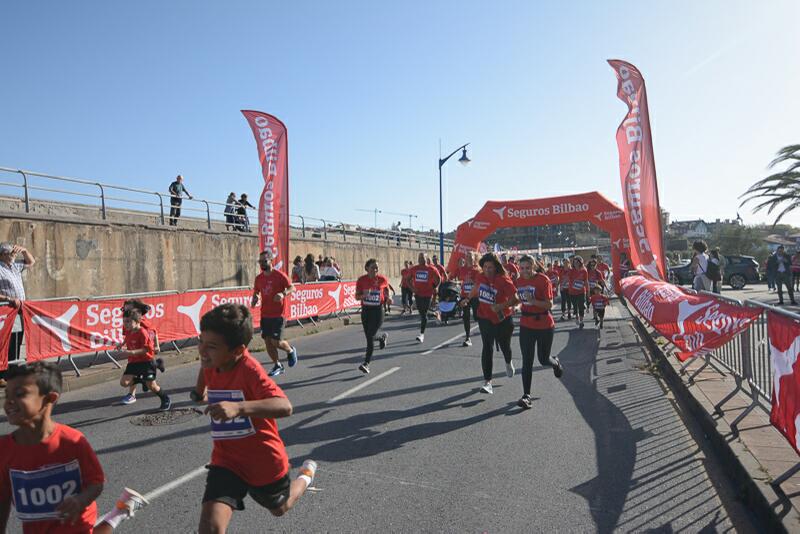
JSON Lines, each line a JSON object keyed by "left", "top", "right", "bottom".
{"left": 10, "top": 460, "right": 82, "bottom": 521}
{"left": 207, "top": 390, "right": 256, "bottom": 440}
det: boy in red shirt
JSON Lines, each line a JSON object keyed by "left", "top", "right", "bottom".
{"left": 252, "top": 250, "right": 298, "bottom": 378}
{"left": 404, "top": 253, "right": 441, "bottom": 343}
{"left": 192, "top": 304, "right": 317, "bottom": 533}
{"left": 117, "top": 309, "right": 171, "bottom": 411}
{"left": 589, "top": 286, "right": 610, "bottom": 329}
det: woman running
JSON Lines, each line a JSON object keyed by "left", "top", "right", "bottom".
{"left": 568, "top": 256, "right": 589, "bottom": 329}
{"left": 355, "top": 258, "right": 390, "bottom": 374}
{"left": 559, "top": 261, "right": 572, "bottom": 321}
{"left": 586, "top": 259, "right": 607, "bottom": 305}
{"left": 405, "top": 253, "right": 441, "bottom": 343}
{"left": 456, "top": 252, "right": 482, "bottom": 347}
{"left": 400, "top": 260, "right": 414, "bottom": 315}
{"left": 463, "top": 253, "right": 519, "bottom": 395}
{"left": 515, "top": 255, "right": 563, "bottom": 409}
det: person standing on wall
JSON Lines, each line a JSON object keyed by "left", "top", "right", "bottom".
{"left": 0, "top": 243, "right": 35, "bottom": 388}
{"left": 168, "top": 174, "right": 193, "bottom": 226}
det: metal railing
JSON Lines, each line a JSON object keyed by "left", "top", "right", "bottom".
{"left": 0, "top": 166, "right": 453, "bottom": 250}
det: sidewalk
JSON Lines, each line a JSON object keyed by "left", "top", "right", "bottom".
{"left": 632, "top": 316, "right": 800, "bottom": 532}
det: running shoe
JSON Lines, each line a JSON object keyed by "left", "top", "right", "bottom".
{"left": 117, "top": 487, "right": 149, "bottom": 516}
{"left": 600, "top": 321, "right": 604, "bottom": 329}
{"left": 560, "top": 314, "right": 565, "bottom": 321}
{"left": 288, "top": 347, "right": 298, "bottom": 367}
{"left": 300, "top": 459, "right": 318, "bottom": 486}
{"left": 594, "top": 317, "right": 599, "bottom": 326}
{"left": 268, "top": 363, "right": 285, "bottom": 377}
{"left": 416, "top": 333, "right": 425, "bottom": 343}
{"left": 462, "top": 337, "right": 472, "bottom": 347}
{"left": 506, "top": 360, "right": 515, "bottom": 378}
{"left": 155, "top": 358, "right": 165, "bottom": 373}
{"left": 550, "top": 357, "right": 564, "bottom": 378}
{"left": 121, "top": 394, "right": 136, "bottom": 405}
{"left": 379, "top": 333, "right": 388, "bottom": 350}
{"left": 480, "top": 381, "right": 494, "bottom": 394}
{"left": 359, "top": 363, "right": 370, "bottom": 374}
{"left": 579, "top": 321, "right": 584, "bottom": 330}
{"left": 158, "top": 395, "right": 172, "bottom": 412}
{"left": 517, "top": 394, "right": 533, "bottom": 410}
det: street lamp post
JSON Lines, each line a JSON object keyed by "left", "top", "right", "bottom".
{"left": 438, "top": 143, "right": 471, "bottom": 262}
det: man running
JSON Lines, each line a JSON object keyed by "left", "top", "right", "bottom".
{"left": 405, "top": 253, "right": 441, "bottom": 343}
{"left": 251, "top": 250, "right": 298, "bottom": 377}
{"left": 455, "top": 252, "right": 481, "bottom": 347}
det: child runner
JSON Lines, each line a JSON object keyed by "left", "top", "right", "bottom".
{"left": 589, "top": 286, "right": 610, "bottom": 329}
{"left": 355, "top": 259, "right": 389, "bottom": 374}
{"left": 464, "top": 253, "right": 519, "bottom": 395}
{"left": 569, "top": 256, "right": 589, "bottom": 329}
{"left": 193, "top": 304, "right": 317, "bottom": 534}
{"left": 252, "top": 250, "right": 298, "bottom": 377}
{"left": 456, "top": 252, "right": 482, "bottom": 347}
{"left": 121, "top": 299, "right": 164, "bottom": 373}
{"left": 117, "top": 309, "right": 171, "bottom": 410}
{"left": 399, "top": 261, "right": 414, "bottom": 315}
{"left": 559, "top": 262, "right": 573, "bottom": 321}
{"left": 383, "top": 282, "right": 396, "bottom": 315}
{"left": 404, "top": 253, "right": 441, "bottom": 343}
{"left": 515, "top": 256, "right": 563, "bottom": 409}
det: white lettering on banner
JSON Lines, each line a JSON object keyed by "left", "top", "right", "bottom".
{"left": 692, "top": 304, "right": 752, "bottom": 336}
{"left": 632, "top": 287, "right": 655, "bottom": 322}
{"left": 211, "top": 294, "right": 250, "bottom": 307}
{"left": 552, "top": 203, "right": 589, "bottom": 215}
{"left": 254, "top": 116, "right": 279, "bottom": 176}
{"left": 289, "top": 288, "right": 324, "bottom": 302}
{"left": 471, "top": 220, "right": 490, "bottom": 230}
{"left": 291, "top": 302, "right": 320, "bottom": 317}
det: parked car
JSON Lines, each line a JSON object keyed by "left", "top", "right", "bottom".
{"left": 668, "top": 255, "right": 760, "bottom": 289}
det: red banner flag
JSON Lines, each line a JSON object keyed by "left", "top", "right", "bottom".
{"left": 621, "top": 275, "right": 761, "bottom": 361}
{"left": 241, "top": 110, "right": 290, "bottom": 273}
{"left": 768, "top": 311, "right": 800, "bottom": 455}
{"left": 0, "top": 305, "right": 19, "bottom": 370}
{"left": 608, "top": 60, "right": 667, "bottom": 280}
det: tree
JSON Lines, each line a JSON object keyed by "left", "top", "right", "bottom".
{"left": 740, "top": 144, "right": 800, "bottom": 225}
{"left": 710, "top": 224, "right": 769, "bottom": 264}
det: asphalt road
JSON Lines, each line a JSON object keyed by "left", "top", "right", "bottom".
{"left": 1, "top": 303, "right": 758, "bottom": 533}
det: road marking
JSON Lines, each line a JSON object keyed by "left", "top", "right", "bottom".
{"left": 421, "top": 325, "right": 478, "bottom": 355}
{"left": 326, "top": 367, "right": 401, "bottom": 403}
{"left": 143, "top": 465, "right": 207, "bottom": 501}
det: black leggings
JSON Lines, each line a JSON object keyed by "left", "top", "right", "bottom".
{"left": 519, "top": 327, "right": 555, "bottom": 395}
{"left": 560, "top": 288, "right": 572, "bottom": 315}
{"left": 571, "top": 294, "right": 586, "bottom": 318}
{"left": 478, "top": 317, "right": 514, "bottom": 381}
{"left": 593, "top": 308, "right": 605, "bottom": 321}
{"left": 361, "top": 307, "right": 384, "bottom": 363}
{"left": 462, "top": 297, "right": 479, "bottom": 337}
{"left": 416, "top": 295, "right": 432, "bottom": 333}
{"left": 401, "top": 287, "right": 413, "bottom": 308}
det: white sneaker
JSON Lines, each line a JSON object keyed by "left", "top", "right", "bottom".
{"left": 480, "top": 381, "right": 494, "bottom": 394}
{"left": 300, "top": 459, "right": 318, "bottom": 486}
{"left": 462, "top": 338, "right": 472, "bottom": 347}
{"left": 506, "top": 361, "right": 515, "bottom": 378}
{"left": 416, "top": 333, "right": 424, "bottom": 343}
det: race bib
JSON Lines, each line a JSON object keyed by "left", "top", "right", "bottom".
{"left": 588, "top": 280, "right": 598, "bottom": 289}
{"left": 478, "top": 284, "right": 497, "bottom": 305}
{"left": 572, "top": 279, "right": 585, "bottom": 290}
{"left": 207, "top": 390, "right": 255, "bottom": 440}
{"left": 415, "top": 271, "right": 429, "bottom": 283}
{"left": 549, "top": 275, "right": 558, "bottom": 285}
{"left": 462, "top": 282, "right": 473, "bottom": 293}
{"left": 363, "top": 289, "right": 382, "bottom": 306}
{"left": 593, "top": 301, "right": 606, "bottom": 310}
{"left": 517, "top": 286, "right": 535, "bottom": 304}
{"left": 10, "top": 460, "right": 82, "bottom": 521}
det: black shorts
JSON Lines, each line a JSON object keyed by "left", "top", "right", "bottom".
{"left": 203, "top": 466, "right": 291, "bottom": 511}
{"left": 260, "top": 317, "right": 285, "bottom": 340}
{"left": 123, "top": 361, "right": 157, "bottom": 382}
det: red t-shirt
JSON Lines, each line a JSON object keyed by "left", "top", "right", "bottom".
{"left": 504, "top": 263, "right": 520, "bottom": 280}
{"left": 474, "top": 273, "right": 517, "bottom": 324}
{"left": 400, "top": 268, "right": 410, "bottom": 288}
{"left": 356, "top": 274, "right": 389, "bottom": 307}
{"left": 545, "top": 269, "right": 560, "bottom": 288}
{"left": 406, "top": 265, "right": 441, "bottom": 297}
{"left": 456, "top": 266, "right": 482, "bottom": 297}
{"left": 253, "top": 269, "right": 292, "bottom": 319}
{"left": 568, "top": 268, "right": 589, "bottom": 296}
{"left": 203, "top": 351, "right": 290, "bottom": 486}
{"left": 0, "top": 424, "right": 105, "bottom": 534}
{"left": 559, "top": 268, "right": 571, "bottom": 290}
{"left": 597, "top": 262, "right": 610, "bottom": 276}
{"left": 590, "top": 294, "right": 610, "bottom": 310}
{"left": 515, "top": 274, "right": 555, "bottom": 330}
{"left": 124, "top": 327, "right": 155, "bottom": 363}
{"left": 432, "top": 264, "right": 447, "bottom": 282}
{"left": 588, "top": 268, "right": 605, "bottom": 290}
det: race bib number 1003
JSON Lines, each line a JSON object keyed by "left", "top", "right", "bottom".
{"left": 10, "top": 460, "right": 82, "bottom": 521}
{"left": 207, "top": 390, "right": 256, "bottom": 440}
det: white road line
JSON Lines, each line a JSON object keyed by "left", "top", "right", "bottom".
{"left": 421, "top": 325, "right": 478, "bottom": 355}
{"left": 326, "top": 367, "right": 401, "bottom": 403}
{"left": 143, "top": 465, "right": 207, "bottom": 501}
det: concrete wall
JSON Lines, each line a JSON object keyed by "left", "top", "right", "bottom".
{"left": 0, "top": 213, "right": 438, "bottom": 299}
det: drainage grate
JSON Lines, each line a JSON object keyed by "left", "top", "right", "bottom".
{"left": 130, "top": 408, "right": 204, "bottom": 427}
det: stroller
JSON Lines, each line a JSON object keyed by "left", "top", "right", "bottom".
{"left": 437, "top": 281, "right": 461, "bottom": 325}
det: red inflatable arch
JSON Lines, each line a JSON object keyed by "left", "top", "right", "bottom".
{"left": 446, "top": 192, "right": 630, "bottom": 294}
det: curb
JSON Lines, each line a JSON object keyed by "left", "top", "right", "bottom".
{"left": 630, "top": 314, "right": 790, "bottom": 533}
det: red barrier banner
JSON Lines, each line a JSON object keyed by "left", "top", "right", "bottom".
{"left": 768, "top": 311, "right": 800, "bottom": 455}
{"left": 621, "top": 275, "right": 761, "bottom": 361}
{"left": 21, "top": 282, "right": 357, "bottom": 362}
{"left": 608, "top": 60, "right": 667, "bottom": 281}
{"left": 0, "top": 305, "right": 19, "bottom": 371}
{"left": 241, "top": 110, "right": 290, "bottom": 274}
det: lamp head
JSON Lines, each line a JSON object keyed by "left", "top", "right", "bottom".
{"left": 458, "top": 148, "right": 471, "bottom": 166}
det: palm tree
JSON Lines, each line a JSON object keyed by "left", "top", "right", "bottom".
{"left": 740, "top": 144, "right": 800, "bottom": 225}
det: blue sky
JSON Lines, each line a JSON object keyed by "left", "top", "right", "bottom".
{"left": 1, "top": 1, "right": 798, "bottom": 232}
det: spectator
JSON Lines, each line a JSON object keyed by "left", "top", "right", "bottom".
{"left": 690, "top": 240, "right": 711, "bottom": 292}
{"left": 709, "top": 248, "right": 723, "bottom": 294}
{"left": 0, "top": 243, "right": 35, "bottom": 387}
{"left": 767, "top": 245, "right": 797, "bottom": 306}
{"left": 316, "top": 255, "right": 324, "bottom": 268}
{"left": 291, "top": 255, "right": 304, "bottom": 283}
{"left": 168, "top": 174, "right": 192, "bottom": 226}
{"left": 224, "top": 192, "right": 237, "bottom": 231}
{"left": 792, "top": 250, "right": 800, "bottom": 291}
{"left": 304, "top": 254, "right": 320, "bottom": 282}
{"left": 764, "top": 258, "right": 776, "bottom": 292}
{"left": 319, "top": 258, "right": 341, "bottom": 281}
{"left": 236, "top": 193, "right": 256, "bottom": 232}
{"left": 330, "top": 256, "right": 341, "bottom": 272}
